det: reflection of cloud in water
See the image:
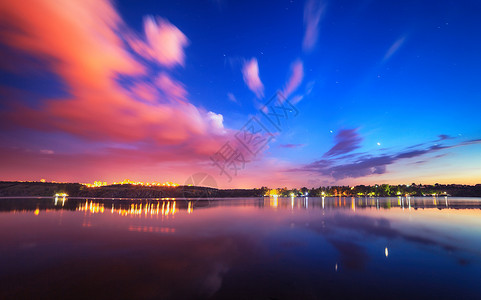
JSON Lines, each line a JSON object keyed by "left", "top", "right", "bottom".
{"left": 328, "top": 239, "right": 368, "bottom": 270}
{"left": 0, "top": 234, "right": 256, "bottom": 299}
{"left": 201, "top": 263, "right": 229, "bottom": 297}
{"left": 333, "top": 214, "right": 459, "bottom": 251}
{"left": 298, "top": 213, "right": 470, "bottom": 269}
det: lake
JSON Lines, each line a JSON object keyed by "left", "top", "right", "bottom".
{"left": 0, "top": 197, "right": 480, "bottom": 299}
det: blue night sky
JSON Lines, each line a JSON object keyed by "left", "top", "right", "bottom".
{"left": 0, "top": 0, "right": 480, "bottom": 187}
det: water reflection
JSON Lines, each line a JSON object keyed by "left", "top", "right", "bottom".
{"left": 262, "top": 196, "right": 480, "bottom": 211}
{"left": 2, "top": 196, "right": 479, "bottom": 217}
{"left": 54, "top": 193, "right": 67, "bottom": 206}
{"left": 0, "top": 197, "right": 480, "bottom": 299}
{"left": 77, "top": 200, "right": 180, "bottom": 217}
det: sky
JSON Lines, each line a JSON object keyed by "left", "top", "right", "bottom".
{"left": 0, "top": 0, "right": 480, "bottom": 188}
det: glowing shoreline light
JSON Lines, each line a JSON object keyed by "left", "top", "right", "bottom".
{"left": 54, "top": 193, "right": 68, "bottom": 206}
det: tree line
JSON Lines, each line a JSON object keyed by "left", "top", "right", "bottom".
{"left": 260, "top": 183, "right": 481, "bottom": 197}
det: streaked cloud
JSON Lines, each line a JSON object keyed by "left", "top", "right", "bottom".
{"left": 40, "top": 149, "right": 54, "bottom": 155}
{"left": 324, "top": 129, "right": 362, "bottom": 157}
{"left": 437, "top": 134, "right": 454, "bottom": 141}
{"left": 283, "top": 60, "right": 304, "bottom": 98}
{"left": 383, "top": 35, "right": 407, "bottom": 62}
{"left": 292, "top": 131, "right": 481, "bottom": 181}
{"left": 242, "top": 58, "right": 264, "bottom": 98}
{"left": 156, "top": 72, "right": 188, "bottom": 102}
{"left": 280, "top": 143, "right": 306, "bottom": 149}
{"left": 227, "top": 93, "right": 238, "bottom": 103}
{"left": 303, "top": 0, "right": 326, "bottom": 52}
{"left": 129, "top": 81, "right": 159, "bottom": 103}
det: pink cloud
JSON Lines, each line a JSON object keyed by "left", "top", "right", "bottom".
{"left": 283, "top": 60, "right": 304, "bottom": 98}
{"left": 303, "top": 0, "right": 326, "bottom": 52}
{"left": 0, "top": 0, "right": 144, "bottom": 89}
{"left": 129, "top": 81, "right": 159, "bottom": 103}
{"left": 156, "top": 72, "right": 188, "bottom": 102}
{"left": 127, "top": 16, "right": 189, "bottom": 68}
{"left": 242, "top": 58, "right": 264, "bottom": 98}
{"left": 0, "top": 0, "right": 229, "bottom": 159}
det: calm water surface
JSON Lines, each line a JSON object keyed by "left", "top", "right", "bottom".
{"left": 1, "top": 197, "right": 480, "bottom": 299}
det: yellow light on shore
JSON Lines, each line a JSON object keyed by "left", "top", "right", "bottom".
{"left": 268, "top": 189, "right": 279, "bottom": 197}
{"left": 83, "top": 179, "right": 179, "bottom": 188}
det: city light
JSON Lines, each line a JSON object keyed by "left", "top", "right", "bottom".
{"left": 82, "top": 179, "right": 180, "bottom": 188}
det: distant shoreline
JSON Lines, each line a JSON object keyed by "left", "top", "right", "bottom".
{"left": 1, "top": 181, "right": 480, "bottom": 198}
